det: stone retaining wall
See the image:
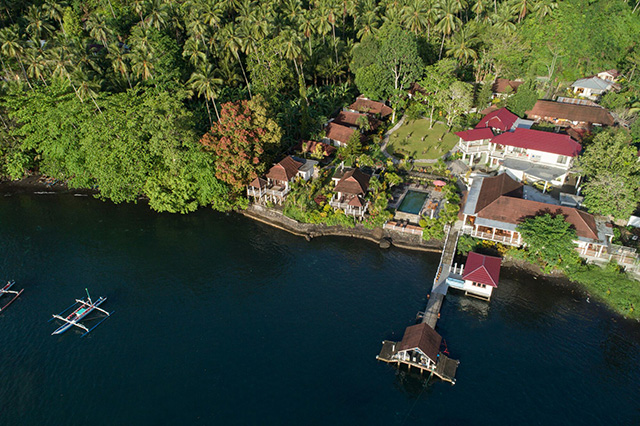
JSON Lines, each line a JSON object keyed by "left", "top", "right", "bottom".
{"left": 241, "top": 204, "right": 443, "bottom": 252}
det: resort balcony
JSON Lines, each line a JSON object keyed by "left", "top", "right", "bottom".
{"left": 265, "top": 185, "right": 290, "bottom": 198}
{"left": 329, "top": 195, "right": 367, "bottom": 216}
{"left": 462, "top": 228, "right": 522, "bottom": 246}
{"left": 456, "top": 142, "right": 491, "bottom": 154}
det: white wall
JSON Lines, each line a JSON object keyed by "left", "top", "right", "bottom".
{"left": 463, "top": 280, "right": 494, "bottom": 299}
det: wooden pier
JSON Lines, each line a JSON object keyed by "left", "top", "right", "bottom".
{"left": 422, "top": 225, "right": 459, "bottom": 327}
{"left": 377, "top": 224, "right": 461, "bottom": 384}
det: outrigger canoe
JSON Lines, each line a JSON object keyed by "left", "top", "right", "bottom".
{"left": 51, "top": 289, "right": 113, "bottom": 336}
{"left": 0, "top": 281, "right": 24, "bottom": 313}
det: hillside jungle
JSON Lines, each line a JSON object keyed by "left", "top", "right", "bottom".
{"left": 1, "top": 0, "right": 640, "bottom": 214}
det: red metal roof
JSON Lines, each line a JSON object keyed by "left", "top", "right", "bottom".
{"left": 455, "top": 128, "right": 494, "bottom": 142}
{"left": 462, "top": 252, "right": 502, "bottom": 287}
{"left": 475, "top": 107, "right": 519, "bottom": 132}
{"left": 491, "top": 128, "right": 582, "bottom": 157}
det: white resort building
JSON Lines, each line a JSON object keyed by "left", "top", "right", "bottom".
{"left": 455, "top": 107, "right": 581, "bottom": 189}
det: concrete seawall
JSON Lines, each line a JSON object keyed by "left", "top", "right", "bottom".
{"left": 240, "top": 204, "right": 443, "bottom": 253}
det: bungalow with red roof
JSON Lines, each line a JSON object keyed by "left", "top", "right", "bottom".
{"left": 347, "top": 96, "right": 393, "bottom": 118}
{"left": 488, "top": 128, "right": 581, "bottom": 186}
{"left": 491, "top": 78, "right": 523, "bottom": 99}
{"left": 474, "top": 107, "right": 520, "bottom": 133}
{"left": 294, "top": 140, "right": 337, "bottom": 159}
{"left": 329, "top": 167, "right": 371, "bottom": 218}
{"left": 322, "top": 122, "right": 356, "bottom": 147}
{"left": 449, "top": 252, "right": 501, "bottom": 300}
{"left": 247, "top": 155, "right": 318, "bottom": 205}
{"left": 461, "top": 173, "right": 613, "bottom": 258}
{"left": 332, "top": 110, "right": 379, "bottom": 130}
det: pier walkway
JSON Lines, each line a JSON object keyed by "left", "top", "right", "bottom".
{"left": 421, "top": 224, "right": 460, "bottom": 328}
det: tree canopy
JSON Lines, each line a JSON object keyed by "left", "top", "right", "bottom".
{"left": 517, "top": 212, "right": 581, "bottom": 271}
{"left": 577, "top": 130, "right": 640, "bottom": 219}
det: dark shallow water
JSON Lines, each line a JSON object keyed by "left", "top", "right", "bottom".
{"left": 0, "top": 193, "right": 639, "bottom": 425}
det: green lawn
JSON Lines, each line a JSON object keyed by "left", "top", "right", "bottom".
{"left": 386, "top": 118, "right": 458, "bottom": 160}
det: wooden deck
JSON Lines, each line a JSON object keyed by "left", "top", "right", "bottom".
{"left": 376, "top": 340, "right": 458, "bottom": 384}
{"left": 421, "top": 293, "right": 444, "bottom": 328}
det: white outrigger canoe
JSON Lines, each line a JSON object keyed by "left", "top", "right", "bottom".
{"left": 0, "top": 281, "right": 24, "bottom": 313}
{"left": 50, "top": 289, "right": 113, "bottom": 337}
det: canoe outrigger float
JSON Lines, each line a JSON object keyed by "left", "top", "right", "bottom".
{"left": 50, "top": 289, "right": 113, "bottom": 337}
{"left": 0, "top": 281, "right": 24, "bottom": 313}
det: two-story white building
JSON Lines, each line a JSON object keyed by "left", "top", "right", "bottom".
{"left": 456, "top": 107, "right": 581, "bottom": 189}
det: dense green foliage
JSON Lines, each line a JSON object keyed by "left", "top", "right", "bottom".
{"left": 517, "top": 213, "right": 581, "bottom": 271}
{"left": 577, "top": 130, "right": 640, "bottom": 219}
{"left": 420, "top": 182, "right": 460, "bottom": 241}
{"left": 1, "top": 0, "right": 640, "bottom": 214}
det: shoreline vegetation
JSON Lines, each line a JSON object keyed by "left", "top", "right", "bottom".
{"left": 3, "top": 176, "right": 638, "bottom": 323}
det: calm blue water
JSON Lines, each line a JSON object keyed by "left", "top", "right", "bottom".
{"left": 0, "top": 193, "right": 639, "bottom": 425}
{"left": 397, "top": 190, "right": 428, "bottom": 215}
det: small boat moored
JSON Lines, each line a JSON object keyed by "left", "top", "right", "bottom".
{"left": 0, "top": 280, "right": 24, "bottom": 313}
{"left": 50, "top": 289, "right": 113, "bottom": 337}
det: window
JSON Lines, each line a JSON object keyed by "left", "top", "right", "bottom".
{"left": 557, "top": 155, "right": 567, "bottom": 164}
{"left": 472, "top": 282, "right": 486, "bottom": 289}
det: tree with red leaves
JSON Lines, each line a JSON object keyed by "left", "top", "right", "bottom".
{"left": 200, "top": 95, "right": 282, "bottom": 195}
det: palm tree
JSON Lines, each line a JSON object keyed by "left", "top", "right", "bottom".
{"left": 356, "top": 10, "right": 380, "bottom": 39}
{"left": 186, "top": 15, "right": 209, "bottom": 48}
{"left": 182, "top": 37, "right": 207, "bottom": 69}
{"left": 435, "top": 0, "right": 462, "bottom": 59}
{"left": 298, "top": 12, "right": 315, "bottom": 56}
{"left": 472, "top": 0, "right": 490, "bottom": 21}
{"left": 220, "top": 24, "right": 252, "bottom": 98}
{"left": 85, "top": 13, "right": 112, "bottom": 49}
{"left": 446, "top": 27, "right": 479, "bottom": 64}
{"left": 25, "top": 48, "right": 48, "bottom": 85}
{"left": 533, "top": 0, "right": 558, "bottom": 20}
{"left": 188, "top": 65, "right": 223, "bottom": 125}
{"left": 402, "top": 0, "right": 431, "bottom": 36}
{"left": 42, "top": 0, "right": 65, "bottom": 35}
{"left": 511, "top": 0, "right": 531, "bottom": 23}
{"left": 131, "top": 48, "right": 154, "bottom": 81}
{"left": 278, "top": 28, "right": 304, "bottom": 78}
{"left": 108, "top": 42, "right": 132, "bottom": 88}
{"left": 0, "top": 25, "right": 33, "bottom": 90}
{"left": 490, "top": 2, "right": 516, "bottom": 32}
{"left": 73, "top": 70, "right": 103, "bottom": 114}
{"left": 25, "top": 5, "right": 54, "bottom": 40}
{"left": 145, "top": 0, "right": 169, "bottom": 30}
{"left": 202, "top": 3, "right": 223, "bottom": 29}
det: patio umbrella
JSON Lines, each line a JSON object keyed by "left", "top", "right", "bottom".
{"left": 433, "top": 180, "right": 447, "bottom": 187}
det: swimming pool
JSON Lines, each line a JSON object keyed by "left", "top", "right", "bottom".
{"left": 397, "top": 190, "right": 428, "bottom": 215}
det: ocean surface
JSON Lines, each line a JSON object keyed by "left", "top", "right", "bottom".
{"left": 0, "top": 193, "right": 639, "bottom": 426}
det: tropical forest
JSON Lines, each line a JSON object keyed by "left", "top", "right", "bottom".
{"left": 1, "top": 0, "right": 640, "bottom": 213}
